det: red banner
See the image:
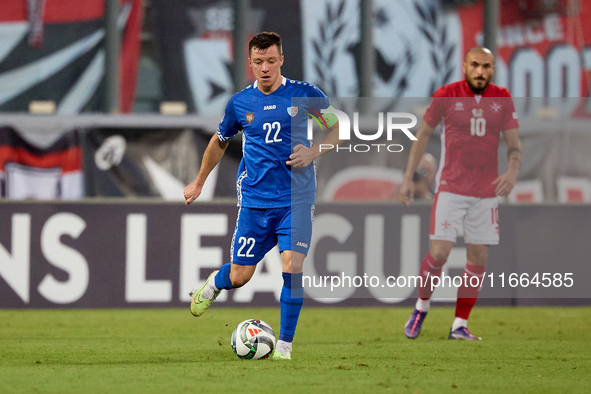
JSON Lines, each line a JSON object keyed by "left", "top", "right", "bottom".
{"left": 0, "top": 0, "right": 141, "bottom": 112}
{"left": 459, "top": 1, "right": 591, "bottom": 97}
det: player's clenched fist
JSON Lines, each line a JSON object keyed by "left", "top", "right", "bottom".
{"left": 286, "top": 144, "right": 316, "bottom": 168}
{"left": 183, "top": 181, "right": 202, "bottom": 205}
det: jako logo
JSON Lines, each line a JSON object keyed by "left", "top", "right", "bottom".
{"left": 307, "top": 108, "right": 418, "bottom": 153}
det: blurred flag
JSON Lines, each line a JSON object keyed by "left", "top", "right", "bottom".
{"left": 0, "top": 126, "right": 83, "bottom": 199}
{"left": 0, "top": 0, "right": 142, "bottom": 113}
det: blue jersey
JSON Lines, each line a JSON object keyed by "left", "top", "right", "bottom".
{"left": 216, "top": 76, "right": 330, "bottom": 208}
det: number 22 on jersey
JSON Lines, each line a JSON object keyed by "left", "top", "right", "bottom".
{"left": 264, "top": 122, "right": 282, "bottom": 143}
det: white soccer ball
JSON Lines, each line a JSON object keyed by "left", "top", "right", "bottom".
{"left": 231, "top": 319, "right": 276, "bottom": 360}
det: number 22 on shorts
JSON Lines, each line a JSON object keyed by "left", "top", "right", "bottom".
{"left": 237, "top": 237, "right": 255, "bottom": 257}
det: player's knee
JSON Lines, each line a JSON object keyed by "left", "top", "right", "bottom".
{"left": 430, "top": 246, "right": 451, "bottom": 263}
{"left": 467, "top": 247, "right": 488, "bottom": 265}
{"left": 431, "top": 252, "right": 448, "bottom": 263}
{"left": 469, "top": 251, "right": 488, "bottom": 265}
{"left": 229, "top": 272, "right": 250, "bottom": 288}
{"left": 430, "top": 241, "right": 453, "bottom": 262}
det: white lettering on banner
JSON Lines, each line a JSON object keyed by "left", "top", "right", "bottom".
{"left": 511, "top": 49, "right": 544, "bottom": 98}
{"left": 475, "top": 15, "right": 564, "bottom": 49}
{"left": 125, "top": 214, "right": 172, "bottom": 302}
{"left": 179, "top": 214, "right": 228, "bottom": 302}
{"left": 0, "top": 214, "right": 30, "bottom": 303}
{"left": 304, "top": 214, "right": 356, "bottom": 303}
{"left": 304, "top": 213, "right": 422, "bottom": 304}
{"left": 547, "top": 45, "right": 581, "bottom": 98}
{"left": 365, "top": 215, "right": 420, "bottom": 303}
{"left": 233, "top": 245, "right": 283, "bottom": 303}
{"left": 38, "top": 213, "right": 89, "bottom": 304}
{"left": 544, "top": 15, "right": 564, "bottom": 41}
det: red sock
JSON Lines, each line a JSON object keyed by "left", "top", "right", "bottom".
{"left": 455, "top": 263, "right": 486, "bottom": 320}
{"left": 418, "top": 252, "right": 446, "bottom": 300}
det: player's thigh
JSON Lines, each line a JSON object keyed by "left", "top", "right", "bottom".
{"left": 429, "top": 192, "right": 470, "bottom": 243}
{"left": 276, "top": 204, "right": 314, "bottom": 260}
{"left": 463, "top": 197, "right": 499, "bottom": 245}
{"left": 231, "top": 207, "right": 277, "bottom": 266}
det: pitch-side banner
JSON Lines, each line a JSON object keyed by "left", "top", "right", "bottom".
{"left": 0, "top": 202, "right": 589, "bottom": 309}
{"left": 150, "top": 0, "right": 302, "bottom": 115}
{"left": 0, "top": 0, "right": 142, "bottom": 113}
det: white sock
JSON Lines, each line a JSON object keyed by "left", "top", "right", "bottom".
{"left": 276, "top": 340, "right": 292, "bottom": 354}
{"left": 452, "top": 317, "right": 468, "bottom": 331}
{"left": 416, "top": 298, "right": 430, "bottom": 312}
{"left": 202, "top": 281, "right": 219, "bottom": 300}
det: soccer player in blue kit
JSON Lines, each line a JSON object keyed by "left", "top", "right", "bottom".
{"left": 183, "top": 32, "right": 341, "bottom": 359}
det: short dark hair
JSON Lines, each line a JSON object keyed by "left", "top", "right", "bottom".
{"left": 249, "top": 32, "right": 283, "bottom": 56}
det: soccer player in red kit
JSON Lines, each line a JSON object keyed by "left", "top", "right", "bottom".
{"left": 399, "top": 47, "right": 522, "bottom": 340}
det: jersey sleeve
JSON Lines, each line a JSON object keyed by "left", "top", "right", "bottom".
{"left": 422, "top": 86, "right": 448, "bottom": 128}
{"left": 501, "top": 90, "right": 519, "bottom": 131}
{"left": 308, "top": 84, "right": 331, "bottom": 112}
{"left": 306, "top": 84, "right": 338, "bottom": 128}
{"left": 216, "top": 96, "right": 241, "bottom": 142}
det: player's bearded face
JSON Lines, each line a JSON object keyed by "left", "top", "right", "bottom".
{"left": 249, "top": 45, "right": 284, "bottom": 93}
{"left": 464, "top": 53, "right": 495, "bottom": 94}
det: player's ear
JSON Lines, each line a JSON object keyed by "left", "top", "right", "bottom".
{"left": 280, "top": 55, "right": 284, "bottom": 66}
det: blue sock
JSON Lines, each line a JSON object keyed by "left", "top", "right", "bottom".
{"left": 214, "top": 263, "right": 234, "bottom": 290}
{"left": 279, "top": 272, "right": 304, "bottom": 343}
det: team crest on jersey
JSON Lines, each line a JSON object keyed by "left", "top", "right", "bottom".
{"left": 490, "top": 102, "right": 502, "bottom": 113}
{"left": 245, "top": 112, "right": 254, "bottom": 124}
{"left": 472, "top": 108, "right": 484, "bottom": 117}
{"left": 287, "top": 106, "right": 298, "bottom": 117}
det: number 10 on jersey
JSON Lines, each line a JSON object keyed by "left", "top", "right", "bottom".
{"left": 470, "top": 117, "right": 486, "bottom": 137}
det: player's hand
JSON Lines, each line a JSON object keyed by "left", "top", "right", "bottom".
{"left": 399, "top": 177, "right": 415, "bottom": 207}
{"left": 183, "top": 181, "right": 203, "bottom": 205}
{"left": 492, "top": 170, "right": 518, "bottom": 197}
{"left": 286, "top": 144, "right": 316, "bottom": 168}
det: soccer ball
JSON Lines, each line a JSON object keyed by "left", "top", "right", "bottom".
{"left": 231, "top": 319, "right": 276, "bottom": 360}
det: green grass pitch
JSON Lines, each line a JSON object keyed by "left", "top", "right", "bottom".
{"left": 1, "top": 306, "right": 590, "bottom": 393}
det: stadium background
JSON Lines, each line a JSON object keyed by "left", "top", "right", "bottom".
{"left": 0, "top": 0, "right": 590, "bottom": 310}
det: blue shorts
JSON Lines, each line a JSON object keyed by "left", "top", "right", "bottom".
{"left": 230, "top": 204, "right": 315, "bottom": 266}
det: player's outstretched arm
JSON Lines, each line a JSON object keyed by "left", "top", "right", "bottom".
{"left": 286, "top": 121, "right": 342, "bottom": 168}
{"left": 492, "top": 128, "right": 521, "bottom": 197}
{"left": 184, "top": 134, "right": 229, "bottom": 205}
{"left": 399, "top": 121, "right": 436, "bottom": 206}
